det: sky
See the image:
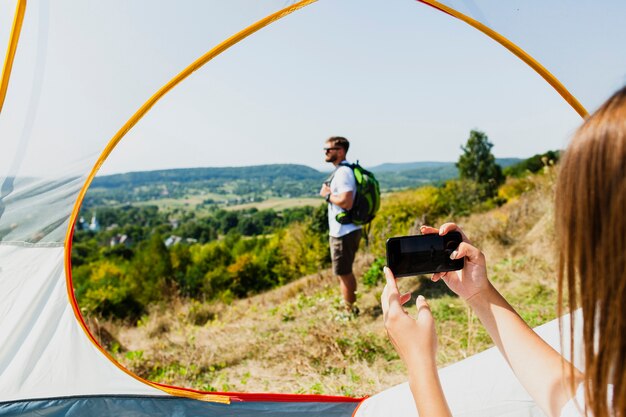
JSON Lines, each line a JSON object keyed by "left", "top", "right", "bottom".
{"left": 1, "top": 0, "right": 625, "bottom": 177}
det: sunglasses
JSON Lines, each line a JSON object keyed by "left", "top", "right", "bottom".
{"left": 324, "top": 147, "right": 341, "bottom": 153}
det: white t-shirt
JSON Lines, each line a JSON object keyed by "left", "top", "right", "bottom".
{"left": 560, "top": 384, "right": 586, "bottom": 417}
{"left": 327, "top": 162, "right": 361, "bottom": 238}
{"left": 560, "top": 384, "right": 614, "bottom": 417}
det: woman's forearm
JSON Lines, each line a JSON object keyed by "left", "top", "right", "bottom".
{"left": 468, "top": 284, "right": 580, "bottom": 417}
{"left": 407, "top": 356, "right": 452, "bottom": 417}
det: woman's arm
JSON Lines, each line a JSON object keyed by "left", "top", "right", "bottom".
{"left": 382, "top": 268, "right": 452, "bottom": 417}
{"left": 467, "top": 283, "right": 582, "bottom": 417}
{"left": 424, "top": 223, "right": 582, "bottom": 417}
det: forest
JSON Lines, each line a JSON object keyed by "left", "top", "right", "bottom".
{"left": 72, "top": 131, "right": 557, "bottom": 326}
{"left": 83, "top": 159, "right": 520, "bottom": 208}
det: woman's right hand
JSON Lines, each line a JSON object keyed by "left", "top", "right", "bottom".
{"left": 420, "top": 223, "right": 491, "bottom": 301}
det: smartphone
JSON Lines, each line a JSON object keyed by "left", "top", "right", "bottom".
{"left": 386, "top": 232, "right": 464, "bottom": 277}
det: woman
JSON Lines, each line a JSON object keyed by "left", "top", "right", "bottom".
{"left": 382, "top": 86, "right": 626, "bottom": 417}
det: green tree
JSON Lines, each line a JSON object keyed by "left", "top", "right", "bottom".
{"left": 456, "top": 130, "right": 504, "bottom": 197}
{"left": 127, "top": 233, "right": 173, "bottom": 306}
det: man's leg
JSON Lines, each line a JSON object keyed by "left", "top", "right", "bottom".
{"left": 338, "top": 273, "right": 357, "bottom": 306}
{"left": 332, "top": 229, "right": 361, "bottom": 309}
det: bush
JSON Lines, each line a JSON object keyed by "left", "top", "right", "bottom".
{"left": 368, "top": 186, "right": 439, "bottom": 256}
{"left": 75, "top": 260, "right": 143, "bottom": 320}
{"left": 363, "top": 257, "right": 385, "bottom": 288}
{"left": 433, "top": 179, "right": 486, "bottom": 217}
{"left": 503, "top": 150, "right": 559, "bottom": 178}
{"left": 498, "top": 176, "right": 539, "bottom": 202}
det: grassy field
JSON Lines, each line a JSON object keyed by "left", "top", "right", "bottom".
{"left": 89, "top": 172, "right": 558, "bottom": 397}
{"left": 132, "top": 195, "right": 321, "bottom": 214}
{"left": 223, "top": 197, "right": 322, "bottom": 212}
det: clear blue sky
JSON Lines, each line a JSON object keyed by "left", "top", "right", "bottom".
{"left": 2, "top": 0, "right": 624, "bottom": 176}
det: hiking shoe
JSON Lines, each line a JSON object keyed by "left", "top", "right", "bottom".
{"left": 349, "top": 305, "right": 360, "bottom": 317}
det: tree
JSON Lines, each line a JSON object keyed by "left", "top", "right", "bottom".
{"left": 456, "top": 130, "right": 504, "bottom": 197}
{"left": 127, "top": 233, "right": 173, "bottom": 306}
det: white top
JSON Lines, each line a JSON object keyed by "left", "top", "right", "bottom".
{"left": 560, "top": 384, "right": 586, "bottom": 417}
{"left": 327, "top": 162, "right": 361, "bottom": 238}
{"left": 560, "top": 384, "right": 614, "bottom": 417}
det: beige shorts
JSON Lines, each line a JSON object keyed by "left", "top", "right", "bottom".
{"left": 329, "top": 229, "right": 362, "bottom": 276}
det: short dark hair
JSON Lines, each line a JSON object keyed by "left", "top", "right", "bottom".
{"left": 326, "top": 136, "right": 350, "bottom": 152}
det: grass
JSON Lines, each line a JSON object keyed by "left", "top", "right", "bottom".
{"left": 130, "top": 195, "right": 321, "bottom": 214}
{"left": 89, "top": 171, "right": 559, "bottom": 397}
{"left": 223, "top": 197, "right": 321, "bottom": 212}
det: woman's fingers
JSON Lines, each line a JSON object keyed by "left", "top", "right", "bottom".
{"left": 383, "top": 266, "right": 399, "bottom": 293}
{"left": 438, "top": 222, "right": 471, "bottom": 243}
{"left": 452, "top": 241, "right": 485, "bottom": 265}
{"left": 399, "top": 292, "right": 412, "bottom": 306}
{"left": 415, "top": 295, "right": 431, "bottom": 318}
{"left": 431, "top": 272, "right": 448, "bottom": 282}
{"left": 420, "top": 225, "right": 439, "bottom": 235}
{"left": 382, "top": 266, "right": 401, "bottom": 314}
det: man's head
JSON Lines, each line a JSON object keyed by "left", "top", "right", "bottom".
{"left": 324, "top": 136, "right": 349, "bottom": 164}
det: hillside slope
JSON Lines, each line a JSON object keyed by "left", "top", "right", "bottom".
{"left": 92, "top": 171, "right": 558, "bottom": 397}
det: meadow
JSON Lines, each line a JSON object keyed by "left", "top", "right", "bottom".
{"left": 83, "top": 168, "right": 559, "bottom": 397}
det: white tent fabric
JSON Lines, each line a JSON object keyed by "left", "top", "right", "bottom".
{"left": 0, "top": 245, "right": 163, "bottom": 402}
{"left": 0, "top": 0, "right": 614, "bottom": 414}
{"left": 356, "top": 312, "right": 583, "bottom": 417}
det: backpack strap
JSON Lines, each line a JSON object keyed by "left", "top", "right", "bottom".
{"left": 325, "top": 161, "right": 353, "bottom": 185}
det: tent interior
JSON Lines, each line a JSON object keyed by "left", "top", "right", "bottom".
{"left": 1, "top": 0, "right": 625, "bottom": 416}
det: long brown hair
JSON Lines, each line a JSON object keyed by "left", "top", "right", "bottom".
{"left": 556, "top": 86, "right": 626, "bottom": 417}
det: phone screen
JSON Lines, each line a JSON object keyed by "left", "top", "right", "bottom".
{"left": 386, "top": 232, "right": 464, "bottom": 277}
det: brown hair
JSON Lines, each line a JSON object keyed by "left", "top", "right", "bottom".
{"left": 327, "top": 136, "right": 350, "bottom": 152}
{"left": 555, "top": 86, "right": 626, "bottom": 417}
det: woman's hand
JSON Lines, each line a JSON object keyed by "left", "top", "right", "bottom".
{"left": 421, "top": 223, "right": 491, "bottom": 301}
{"left": 381, "top": 266, "right": 437, "bottom": 368}
{"left": 381, "top": 267, "right": 453, "bottom": 417}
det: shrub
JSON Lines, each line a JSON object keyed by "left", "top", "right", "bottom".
{"left": 76, "top": 260, "right": 143, "bottom": 320}
{"left": 362, "top": 257, "right": 385, "bottom": 288}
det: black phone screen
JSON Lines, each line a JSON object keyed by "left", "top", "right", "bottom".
{"left": 386, "top": 232, "right": 464, "bottom": 277}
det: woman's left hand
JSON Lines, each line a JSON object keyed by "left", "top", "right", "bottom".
{"left": 381, "top": 266, "right": 438, "bottom": 368}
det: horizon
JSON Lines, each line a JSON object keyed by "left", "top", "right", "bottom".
{"left": 94, "top": 156, "right": 525, "bottom": 177}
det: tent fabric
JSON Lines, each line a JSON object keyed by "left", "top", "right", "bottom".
{"left": 0, "top": 0, "right": 602, "bottom": 415}
{"left": 355, "top": 312, "right": 584, "bottom": 417}
{"left": 0, "top": 396, "right": 359, "bottom": 417}
{"left": 0, "top": 245, "right": 165, "bottom": 402}
{"left": 418, "top": 0, "right": 626, "bottom": 113}
{"left": 0, "top": 1, "right": 369, "bottom": 409}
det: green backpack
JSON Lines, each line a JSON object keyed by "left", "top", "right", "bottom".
{"left": 333, "top": 161, "right": 380, "bottom": 226}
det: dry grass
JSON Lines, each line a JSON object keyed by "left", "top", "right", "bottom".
{"left": 94, "top": 172, "right": 559, "bottom": 397}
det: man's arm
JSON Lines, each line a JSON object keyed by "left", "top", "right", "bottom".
{"left": 319, "top": 181, "right": 354, "bottom": 210}
{"left": 328, "top": 191, "right": 353, "bottom": 210}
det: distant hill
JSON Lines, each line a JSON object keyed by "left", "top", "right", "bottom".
{"left": 495, "top": 158, "right": 524, "bottom": 168}
{"left": 370, "top": 161, "right": 453, "bottom": 173}
{"left": 87, "top": 164, "right": 326, "bottom": 207}
{"left": 369, "top": 158, "right": 521, "bottom": 190}
{"left": 92, "top": 164, "right": 323, "bottom": 188}
{"left": 370, "top": 158, "right": 521, "bottom": 174}
{"left": 86, "top": 158, "right": 523, "bottom": 207}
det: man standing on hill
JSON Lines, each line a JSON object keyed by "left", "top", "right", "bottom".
{"left": 319, "top": 136, "right": 361, "bottom": 315}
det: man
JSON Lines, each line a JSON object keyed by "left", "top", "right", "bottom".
{"left": 319, "top": 136, "right": 361, "bottom": 314}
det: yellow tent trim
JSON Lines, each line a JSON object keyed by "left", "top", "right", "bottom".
{"left": 0, "top": 0, "right": 26, "bottom": 115}
{"left": 64, "top": 0, "right": 318, "bottom": 402}
{"left": 62, "top": 0, "right": 585, "bottom": 401}
{"left": 418, "top": 0, "right": 588, "bottom": 119}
